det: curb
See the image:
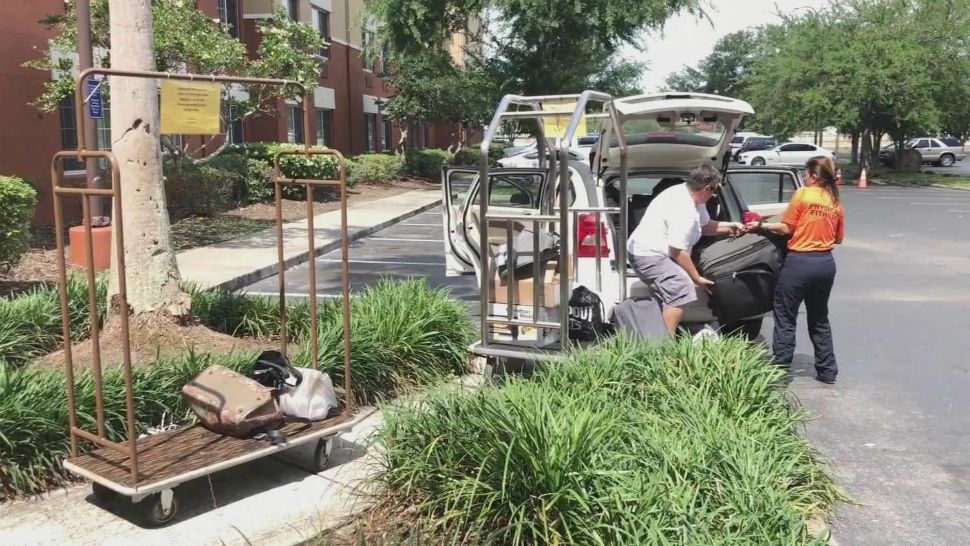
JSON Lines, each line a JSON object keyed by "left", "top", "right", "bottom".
{"left": 214, "top": 198, "right": 442, "bottom": 292}
{"left": 864, "top": 180, "right": 970, "bottom": 191}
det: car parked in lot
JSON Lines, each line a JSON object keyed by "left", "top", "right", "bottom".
{"left": 738, "top": 141, "right": 835, "bottom": 166}
{"left": 734, "top": 136, "right": 777, "bottom": 161}
{"left": 729, "top": 132, "right": 770, "bottom": 160}
{"left": 442, "top": 93, "right": 802, "bottom": 338}
{"left": 497, "top": 146, "right": 591, "bottom": 168}
{"left": 879, "top": 137, "right": 966, "bottom": 167}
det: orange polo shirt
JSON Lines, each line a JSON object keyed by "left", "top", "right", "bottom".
{"left": 781, "top": 187, "right": 844, "bottom": 252}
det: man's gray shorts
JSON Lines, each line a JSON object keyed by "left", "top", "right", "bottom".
{"left": 629, "top": 253, "right": 697, "bottom": 307}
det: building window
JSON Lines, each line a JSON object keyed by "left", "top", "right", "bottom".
{"left": 287, "top": 105, "right": 304, "bottom": 144}
{"left": 217, "top": 0, "right": 239, "bottom": 37}
{"left": 223, "top": 102, "right": 245, "bottom": 144}
{"left": 316, "top": 9, "right": 330, "bottom": 58}
{"left": 364, "top": 113, "right": 377, "bottom": 151}
{"left": 382, "top": 118, "right": 392, "bottom": 151}
{"left": 286, "top": 0, "right": 299, "bottom": 21}
{"left": 59, "top": 95, "right": 83, "bottom": 172}
{"left": 379, "top": 45, "right": 390, "bottom": 76}
{"left": 361, "top": 30, "right": 372, "bottom": 69}
{"left": 315, "top": 108, "right": 333, "bottom": 147}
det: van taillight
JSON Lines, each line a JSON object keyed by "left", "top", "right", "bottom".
{"left": 577, "top": 213, "right": 610, "bottom": 258}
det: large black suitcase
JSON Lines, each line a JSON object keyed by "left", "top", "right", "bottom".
{"left": 693, "top": 233, "right": 786, "bottom": 321}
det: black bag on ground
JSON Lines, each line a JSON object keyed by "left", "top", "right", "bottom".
{"left": 568, "top": 286, "right": 611, "bottom": 341}
{"left": 693, "top": 232, "right": 786, "bottom": 322}
{"left": 611, "top": 295, "right": 669, "bottom": 341}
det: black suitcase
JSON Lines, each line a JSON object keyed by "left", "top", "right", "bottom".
{"left": 693, "top": 233, "right": 786, "bottom": 322}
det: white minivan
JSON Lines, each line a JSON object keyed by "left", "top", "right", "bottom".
{"left": 441, "top": 93, "right": 801, "bottom": 354}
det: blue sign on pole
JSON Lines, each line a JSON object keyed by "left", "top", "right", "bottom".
{"left": 87, "top": 78, "right": 103, "bottom": 119}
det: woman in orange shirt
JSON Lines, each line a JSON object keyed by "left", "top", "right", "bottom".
{"left": 747, "top": 156, "right": 845, "bottom": 384}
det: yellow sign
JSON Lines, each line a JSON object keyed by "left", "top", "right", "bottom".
{"left": 539, "top": 100, "right": 586, "bottom": 139}
{"left": 160, "top": 80, "right": 222, "bottom": 135}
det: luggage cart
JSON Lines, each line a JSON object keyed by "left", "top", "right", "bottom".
{"left": 469, "top": 91, "right": 629, "bottom": 365}
{"left": 56, "top": 68, "right": 371, "bottom": 526}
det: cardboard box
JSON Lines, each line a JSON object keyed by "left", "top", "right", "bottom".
{"left": 488, "top": 259, "right": 572, "bottom": 307}
{"left": 486, "top": 259, "right": 572, "bottom": 347}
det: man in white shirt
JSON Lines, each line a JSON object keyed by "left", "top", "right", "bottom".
{"left": 627, "top": 164, "right": 744, "bottom": 333}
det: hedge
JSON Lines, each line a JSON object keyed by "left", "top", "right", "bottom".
{"left": 0, "top": 176, "right": 38, "bottom": 268}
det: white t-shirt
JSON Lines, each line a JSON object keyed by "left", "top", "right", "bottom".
{"left": 627, "top": 183, "right": 710, "bottom": 257}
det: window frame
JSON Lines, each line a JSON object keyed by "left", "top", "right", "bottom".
{"left": 287, "top": 105, "right": 304, "bottom": 144}
{"left": 315, "top": 108, "right": 333, "bottom": 147}
{"left": 316, "top": 8, "right": 331, "bottom": 58}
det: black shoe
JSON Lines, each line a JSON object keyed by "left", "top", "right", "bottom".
{"left": 815, "top": 375, "right": 836, "bottom": 385}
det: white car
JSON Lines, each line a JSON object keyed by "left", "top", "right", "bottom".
{"left": 738, "top": 142, "right": 835, "bottom": 166}
{"left": 497, "top": 146, "right": 591, "bottom": 168}
{"left": 442, "top": 92, "right": 802, "bottom": 341}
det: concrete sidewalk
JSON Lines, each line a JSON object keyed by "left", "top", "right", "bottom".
{"left": 177, "top": 188, "right": 441, "bottom": 291}
{"left": 0, "top": 410, "right": 383, "bottom": 546}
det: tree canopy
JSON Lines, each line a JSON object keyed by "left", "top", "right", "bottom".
{"left": 664, "top": 0, "right": 970, "bottom": 165}
{"left": 364, "top": 0, "right": 699, "bottom": 134}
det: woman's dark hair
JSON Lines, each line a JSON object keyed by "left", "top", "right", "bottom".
{"left": 806, "top": 156, "right": 839, "bottom": 203}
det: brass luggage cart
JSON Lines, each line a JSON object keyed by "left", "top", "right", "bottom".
{"left": 56, "top": 68, "right": 371, "bottom": 526}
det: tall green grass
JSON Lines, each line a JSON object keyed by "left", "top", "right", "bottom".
{"left": 0, "top": 278, "right": 474, "bottom": 499}
{"left": 0, "top": 275, "right": 107, "bottom": 367}
{"left": 378, "top": 337, "right": 845, "bottom": 545}
{"left": 191, "top": 278, "right": 474, "bottom": 405}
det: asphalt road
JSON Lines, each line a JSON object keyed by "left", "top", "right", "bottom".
{"left": 242, "top": 208, "right": 482, "bottom": 320}
{"left": 246, "top": 185, "right": 970, "bottom": 543}
{"left": 777, "top": 185, "right": 970, "bottom": 544}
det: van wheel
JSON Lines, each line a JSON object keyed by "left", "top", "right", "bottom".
{"left": 723, "top": 319, "right": 763, "bottom": 342}
{"left": 940, "top": 154, "right": 955, "bottom": 167}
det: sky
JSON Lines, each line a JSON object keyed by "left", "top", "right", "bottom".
{"left": 627, "top": 0, "right": 831, "bottom": 92}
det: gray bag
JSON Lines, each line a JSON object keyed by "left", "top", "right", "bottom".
{"left": 611, "top": 296, "right": 670, "bottom": 341}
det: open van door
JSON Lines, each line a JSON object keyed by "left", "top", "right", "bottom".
{"left": 441, "top": 168, "right": 478, "bottom": 277}
{"left": 442, "top": 168, "right": 548, "bottom": 279}
{"left": 727, "top": 167, "right": 801, "bottom": 218}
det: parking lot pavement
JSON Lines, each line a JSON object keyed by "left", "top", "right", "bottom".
{"left": 767, "top": 185, "right": 970, "bottom": 544}
{"left": 243, "top": 207, "right": 481, "bottom": 320}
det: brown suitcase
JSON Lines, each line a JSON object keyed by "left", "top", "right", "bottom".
{"left": 182, "top": 365, "right": 283, "bottom": 436}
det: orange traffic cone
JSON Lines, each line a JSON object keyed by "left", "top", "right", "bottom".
{"left": 857, "top": 167, "right": 868, "bottom": 189}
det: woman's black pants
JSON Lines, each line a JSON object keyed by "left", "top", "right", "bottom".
{"left": 772, "top": 250, "right": 838, "bottom": 380}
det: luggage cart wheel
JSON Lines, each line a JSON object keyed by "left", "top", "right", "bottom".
{"left": 141, "top": 489, "right": 179, "bottom": 527}
{"left": 313, "top": 438, "right": 333, "bottom": 472}
{"left": 91, "top": 482, "right": 118, "bottom": 503}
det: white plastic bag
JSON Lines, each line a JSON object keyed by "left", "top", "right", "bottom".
{"left": 278, "top": 367, "right": 339, "bottom": 421}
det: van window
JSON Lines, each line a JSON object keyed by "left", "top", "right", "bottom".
{"left": 620, "top": 117, "right": 727, "bottom": 147}
{"left": 731, "top": 136, "right": 744, "bottom": 144}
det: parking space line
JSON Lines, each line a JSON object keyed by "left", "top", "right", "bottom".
{"left": 366, "top": 237, "right": 444, "bottom": 242}
{"left": 908, "top": 202, "right": 970, "bottom": 206}
{"left": 399, "top": 223, "right": 444, "bottom": 226}
{"left": 316, "top": 258, "right": 444, "bottom": 266}
{"left": 243, "top": 291, "right": 358, "bottom": 299}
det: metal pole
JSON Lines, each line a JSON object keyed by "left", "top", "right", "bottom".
{"left": 76, "top": 0, "right": 104, "bottom": 220}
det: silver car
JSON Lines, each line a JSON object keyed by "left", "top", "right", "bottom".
{"left": 880, "top": 137, "right": 966, "bottom": 167}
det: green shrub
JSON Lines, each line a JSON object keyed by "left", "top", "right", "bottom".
{"left": 0, "top": 176, "right": 38, "bottom": 268}
{"left": 0, "top": 275, "right": 107, "bottom": 367}
{"left": 378, "top": 337, "right": 845, "bottom": 544}
{"left": 404, "top": 149, "right": 450, "bottom": 179}
{"left": 190, "top": 278, "right": 474, "bottom": 405}
{"left": 243, "top": 158, "right": 274, "bottom": 203}
{"left": 164, "top": 160, "right": 244, "bottom": 219}
{"left": 1, "top": 278, "right": 474, "bottom": 499}
{"left": 449, "top": 143, "right": 505, "bottom": 167}
{"left": 346, "top": 153, "right": 404, "bottom": 186}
